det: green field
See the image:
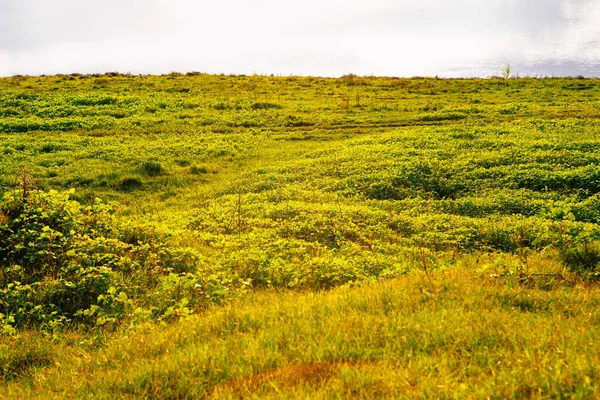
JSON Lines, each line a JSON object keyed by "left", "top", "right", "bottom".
{"left": 1, "top": 73, "right": 600, "bottom": 398}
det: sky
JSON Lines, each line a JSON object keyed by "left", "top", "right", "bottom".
{"left": 1, "top": 0, "right": 599, "bottom": 77}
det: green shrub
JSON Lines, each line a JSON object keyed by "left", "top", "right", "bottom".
{"left": 0, "top": 189, "right": 243, "bottom": 331}
{"left": 0, "top": 190, "right": 121, "bottom": 327}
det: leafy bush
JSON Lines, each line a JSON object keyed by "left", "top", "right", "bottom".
{"left": 0, "top": 190, "right": 120, "bottom": 328}
{"left": 0, "top": 189, "right": 243, "bottom": 331}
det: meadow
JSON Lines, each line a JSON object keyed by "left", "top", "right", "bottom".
{"left": 0, "top": 73, "right": 599, "bottom": 398}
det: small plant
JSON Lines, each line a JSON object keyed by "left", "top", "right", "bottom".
{"left": 15, "top": 169, "right": 35, "bottom": 204}
{"left": 341, "top": 96, "right": 350, "bottom": 111}
{"left": 501, "top": 64, "right": 511, "bottom": 79}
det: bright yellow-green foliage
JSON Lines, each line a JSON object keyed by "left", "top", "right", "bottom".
{"left": 2, "top": 269, "right": 600, "bottom": 399}
{"left": 1, "top": 73, "right": 600, "bottom": 398}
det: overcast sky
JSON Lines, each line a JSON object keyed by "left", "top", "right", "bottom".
{"left": 1, "top": 0, "right": 599, "bottom": 77}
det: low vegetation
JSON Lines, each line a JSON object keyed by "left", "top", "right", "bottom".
{"left": 1, "top": 73, "right": 599, "bottom": 398}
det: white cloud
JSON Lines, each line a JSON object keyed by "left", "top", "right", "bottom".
{"left": 0, "top": 0, "right": 598, "bottom": 77}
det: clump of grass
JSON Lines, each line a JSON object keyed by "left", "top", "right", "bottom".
{"left": 190, "top": 165, "right": 209, "bottom": 175}
{"left": 39, "top": 143, "right": 59, "bottom": 153}
{"left": 0, "top": 342, "right": 53, "bottom": 382}
{"left": 212, "top": 102, "right": 233, "bottom": 111}
{"left": 251, "top": 102, "right": 282, "bottom": 110}
{"left": 141, "top": 161, "right": 164, "bottom": 177}
{"left": 559, "top": 241, "right": 600, "bottom": 275}
{"left": 118, "top": 177, "right": 143, "bottom": 191}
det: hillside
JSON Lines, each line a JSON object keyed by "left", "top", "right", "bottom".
{"left": 1, "top": 74, "right": 599, "bottom": 398}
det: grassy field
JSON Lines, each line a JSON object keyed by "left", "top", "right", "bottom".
{"left": 1, "top": 73, "right": 600, "bottom": 398}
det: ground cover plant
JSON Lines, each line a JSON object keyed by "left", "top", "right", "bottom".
{"left": 0, "top": 73, "right": 599, "bottom": 398}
